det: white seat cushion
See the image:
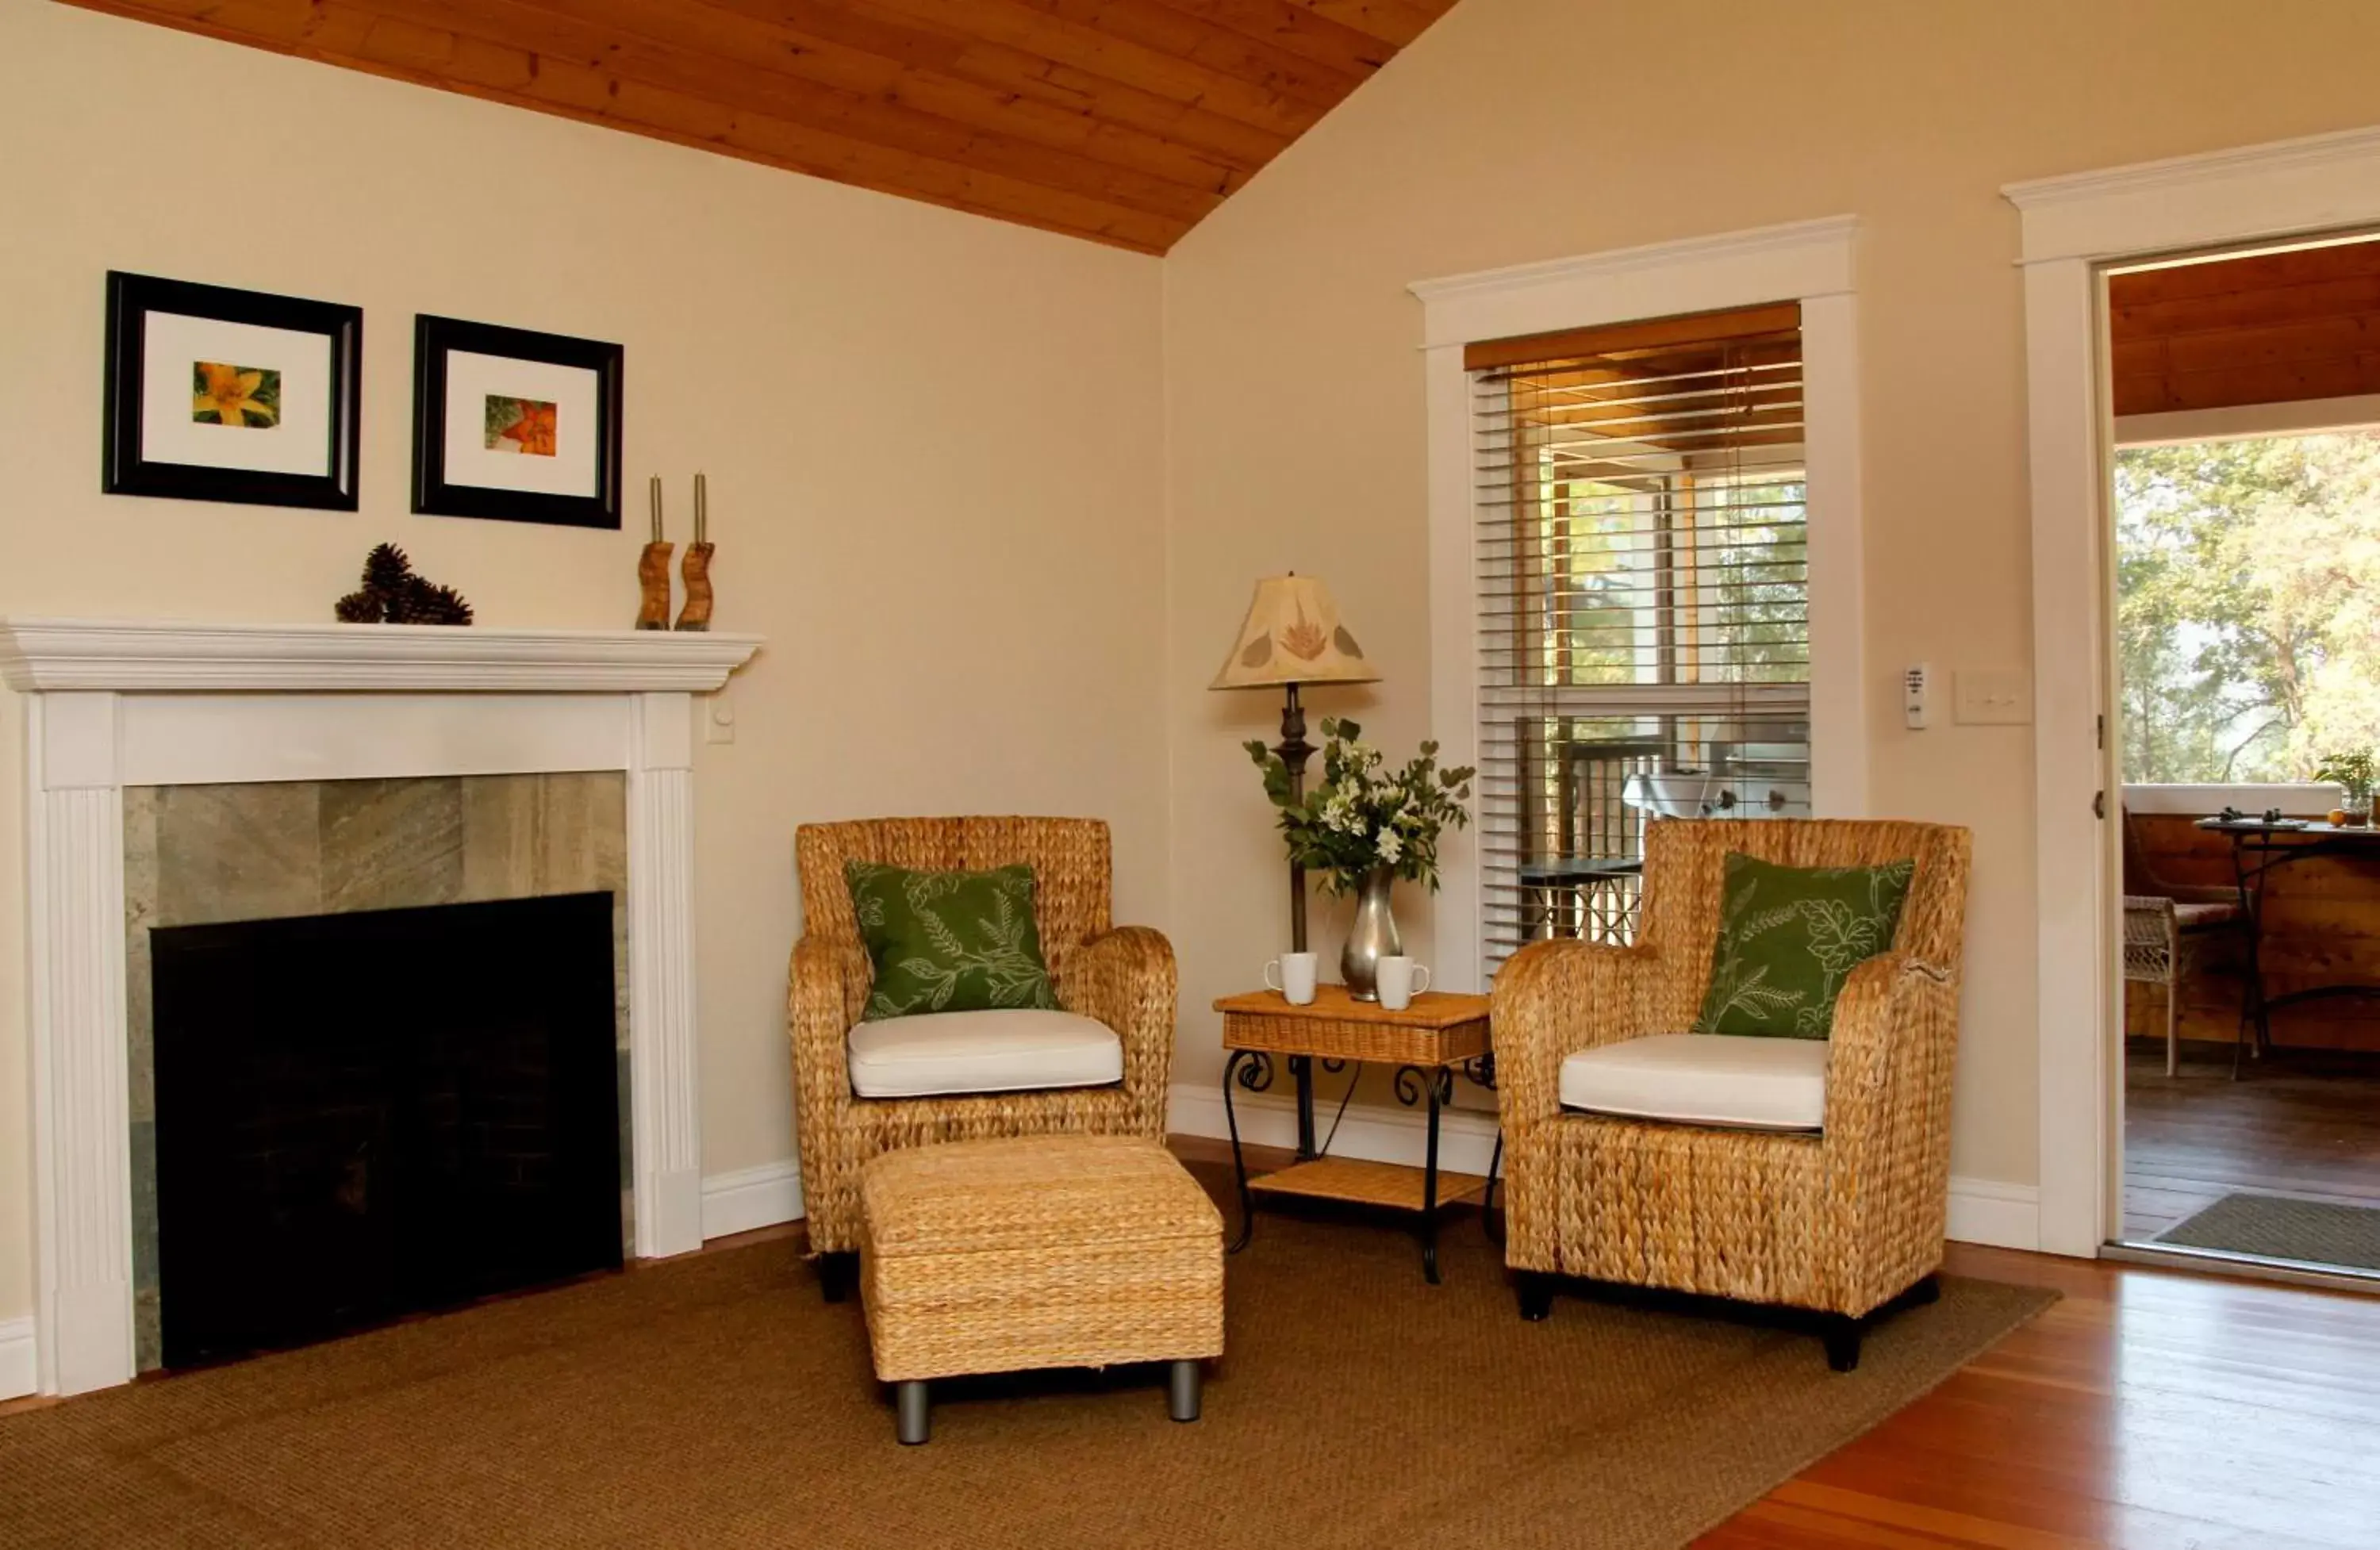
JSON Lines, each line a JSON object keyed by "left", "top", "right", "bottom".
{"left": 1557, "top": 1033, "right": 1828, "bottom": 1132}
{"left": 846, "top": 1009, "right": 1123, "bottom": 1099}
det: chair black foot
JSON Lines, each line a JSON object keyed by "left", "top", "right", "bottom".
{"left": 895, "top": 1380, "right": 930, "bottom": 1444}
{"left": 817, "top": 1251, "right": 858, "bottom": 1304}
{"left": 1517, "top": 1272, "right": 1554, "bottom": 1322}
{"left": 1906, "top": 1274, "right": 1940, "bottom": 1309}
{"left": 1167, "top": 1359, "right": 1203, "bottom": 1422}
{"left": 1822, "top": 1318, "right": 1863, "bottom": 1372}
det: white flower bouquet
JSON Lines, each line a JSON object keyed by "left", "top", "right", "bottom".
{"left": 1244, "top": 717, "right": 1475, "bottom": 892}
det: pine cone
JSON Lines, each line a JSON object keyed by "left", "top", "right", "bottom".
{"left": 363, "top": 543, "right": 413, "bottom": 594}
{"left": 423, "top": 584, "right": 474, "bottom": 626}
{"left": 339, "top": 543, "right": 470, "bottom": 625}
{"left": 391, "top": 575, "right": 474, "bottom": 627}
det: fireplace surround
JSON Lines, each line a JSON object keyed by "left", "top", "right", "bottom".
{"left": 126, "top": 773, "right": 633, "bottom": 1370}
{"left": 0, "top": 619, "right": 761, "bottom": 1395}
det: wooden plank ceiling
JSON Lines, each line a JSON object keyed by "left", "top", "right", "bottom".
{"left": 2110, "top": 237, "right": 2380, "bottom": 416}
{"left": 63, "top": 0, "right": 1461, "bottom": 254}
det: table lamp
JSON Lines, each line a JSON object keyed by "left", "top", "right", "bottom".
{"left": 1211, "top": 574, "right": 1380, "bottom": 953}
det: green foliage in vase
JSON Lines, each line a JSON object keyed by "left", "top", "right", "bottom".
{"left": 2314, "top": 749, "right": 2378, "bottom": 800}
{"left": 1244, "top": 717, "right": 1475, "bottom": 894}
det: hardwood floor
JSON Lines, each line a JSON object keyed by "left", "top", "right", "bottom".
{"left": 1183, "top": 1134, "right": 2380, "bottom": 1549}
{"left": 2121, "top": 1039, "right": 2380, "bottom": 1242}
{"left": 11, "top": 1138, "right": 2380, "bottom": 1546}
{"left": 1695, "top": 1241, "right": 2380, "bottom": 1548}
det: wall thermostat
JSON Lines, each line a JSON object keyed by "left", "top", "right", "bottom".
{"left": 1903, "top": 663, "right": 1933, "bottom": 730}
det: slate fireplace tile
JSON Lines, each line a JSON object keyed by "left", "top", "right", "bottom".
{"left": 321, "top": 777, "right": 465, "bottom": 913}
{"left": 131, "top": 1118, "right": 161, "bottom": 1372}
{"left": 459, "top": 773, "right": 628, "bottom": 900}
{"left": 155, "top": 783, "right": 325, "bottom": 926}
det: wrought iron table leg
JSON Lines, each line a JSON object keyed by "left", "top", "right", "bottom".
{"left": 1291, "top": 1053, "right": 1316, "bottom": 1159}
{"left": 2231, "top": 834, "right": 2271, "bottom": 1069}
{"left": 1421, "top": 1072, "right": 1443, "bottom": 1285}
{"left": 1222, "top": 1050, "right": 1268, "bottom": 1253}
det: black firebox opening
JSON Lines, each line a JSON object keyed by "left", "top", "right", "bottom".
{"left": 152, "top": 891, "right": 622, "bottom": 1369}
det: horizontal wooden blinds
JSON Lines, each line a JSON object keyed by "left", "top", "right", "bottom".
{"left": 1471, "top": 301, "right": 1811, "bottom": 973}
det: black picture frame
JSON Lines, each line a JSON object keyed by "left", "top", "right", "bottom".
{"left": 412, "top": 314, "right": 624, "bottom": 530}
{"left": 102, "top": 271, "right": 363, "bottom": 510}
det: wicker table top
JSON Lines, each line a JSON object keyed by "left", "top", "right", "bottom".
{"left": 1214, "top": 984, "right": 1491, "bottom": 1066}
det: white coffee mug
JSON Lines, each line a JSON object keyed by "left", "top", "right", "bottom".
{"left": 1376, "top": 956, "right": 1432, "bottom": 1011}
{"left": 1265, "top": 951, "right": 1319, "bottom": 1005}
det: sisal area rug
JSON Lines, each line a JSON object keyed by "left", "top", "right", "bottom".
{"left": 2158, "top": 1191, "right": 2380, "bottom": 1271}
{"left": 0, "top": 1184, "right": 2051, "bottom": 1549}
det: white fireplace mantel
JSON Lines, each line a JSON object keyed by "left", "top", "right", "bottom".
{"left": 0, "top": 618, "right": 762, "bottom": 1396}
{"left": 0, "top": 617, "right": 761, "bottom": 693}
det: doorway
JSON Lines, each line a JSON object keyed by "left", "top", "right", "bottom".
{"left": 2103, "top": 235, "right": 2380, "bottom": 1282}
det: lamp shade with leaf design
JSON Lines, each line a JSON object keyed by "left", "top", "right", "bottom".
{"left": 1210, "top": 574, "right": 1380, "bottom": 690}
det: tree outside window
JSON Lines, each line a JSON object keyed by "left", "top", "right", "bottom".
{"left": 2117, "top": 429, "right": 2380, "bottom": 785}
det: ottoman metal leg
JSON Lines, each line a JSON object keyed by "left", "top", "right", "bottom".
{"left": 1167, "top": 1360, "right": 1202, "bottom": 1423}
{"left": 896, "top": 1380, "right": 931, "bottom": 1444}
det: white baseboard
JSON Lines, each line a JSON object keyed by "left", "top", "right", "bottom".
{"left": 699, "top": 1160, "right": 804, "bottom": 1241}
{"left": 0, "top": 1316, "right": 35, "bottom": 1402}
{"left": 1941, "top": 1176, "right": 2041, "bottom": 1250}
{"left": 1168, "top": 1080, "right": 1504, "bottom": 1176}
{"left": 1166, "top": 1081, "right": 2042, "bottom": 1251}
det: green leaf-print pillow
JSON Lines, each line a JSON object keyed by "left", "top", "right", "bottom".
{"left": 1693, "top": 852, "right": 1916, "bottom": 1040}
{"left": 844, "top": 861, "right": 1061, "bottom": 1022}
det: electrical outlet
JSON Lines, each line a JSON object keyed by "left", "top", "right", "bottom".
{"left": 1954, "top": 669, "right": 2032, "bottom": 725}
{"left": 704, "top": 691, "right": 736, "bottom": 745}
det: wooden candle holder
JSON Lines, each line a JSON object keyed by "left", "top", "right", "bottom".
{"left": 674, "top": 542, "right": 715, "bottom": 632}
{"left": 635, "top": 541, "right": 674, "bottom": 631}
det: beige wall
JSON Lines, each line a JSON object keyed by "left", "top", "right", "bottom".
{"left": 1161, "top": 0, "right": 2380, "bottom": 1187}
{"left": 0, "top": 2, "right": 1166, "bottom": 1323}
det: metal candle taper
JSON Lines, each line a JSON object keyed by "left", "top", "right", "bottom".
{"left": 635, "top": 474, "right": 674, "bottom": 630}
{"left": 675, "top": 471, "right": 716, "bottom": 631}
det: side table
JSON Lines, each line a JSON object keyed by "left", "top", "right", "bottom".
{"left": 1215, "top": 984, "right": 1497, "bottom": 1283}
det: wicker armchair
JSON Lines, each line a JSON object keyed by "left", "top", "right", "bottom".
{"left": 1492, "top": 818, "right": 1971, "bottom": 1369}
{"left": 787, "top": 817, "right": 1177, "bottom": 1290}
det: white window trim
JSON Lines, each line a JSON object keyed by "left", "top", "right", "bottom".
{"left": 1411, "top": 216, "right": 1867, "bottom": 996}
{"left": 2006, "top": 121, "right": 2380, "bottom": 1258}
{"left": 2114, "top": 393, "right": 2380, "bottom": 447}
{"left": 2121, "top": 783, "right": 2340, "bottom": 816}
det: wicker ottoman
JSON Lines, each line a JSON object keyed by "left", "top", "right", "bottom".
{"left": 858, "top": 1134, "right": 1224, "bottom": 1444}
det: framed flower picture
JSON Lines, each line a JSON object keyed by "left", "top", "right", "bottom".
{"left": 412, "top": 314, "right": 624, "bottom": 529}
{"left": 102, "top": 271, "right": 363, "bottom": 510}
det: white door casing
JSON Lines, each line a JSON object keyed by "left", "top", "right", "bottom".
{"left": 2006, "top": 124, "right": 2380, "bottom": 1256}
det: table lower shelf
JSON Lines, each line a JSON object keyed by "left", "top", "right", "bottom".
{"left": 1246, "top": 1157, "right": 1491, "bottom": 1213}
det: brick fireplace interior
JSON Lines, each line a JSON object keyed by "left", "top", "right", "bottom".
{"left": 151, "top": 892, "right": 622, "bottom": 1368}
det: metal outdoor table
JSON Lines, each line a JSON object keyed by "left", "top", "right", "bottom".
{"left": 2194, "top": 815, "right": 2380, "bottom": 1057}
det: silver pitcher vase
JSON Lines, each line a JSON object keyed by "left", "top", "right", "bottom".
{"left": 1341, "top": 865, "right": 1402, "bottom": 1002}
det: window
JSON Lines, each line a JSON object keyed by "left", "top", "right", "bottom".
{"left": 1471, "top": 303, "right": 1810, "bottom": 972}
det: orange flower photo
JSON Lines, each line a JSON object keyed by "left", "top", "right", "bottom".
{"left": 485, "top": 394, "right": 559, "bottom": 457}
{"left": 192, "top": 360, "right": 279, "bottom": 428}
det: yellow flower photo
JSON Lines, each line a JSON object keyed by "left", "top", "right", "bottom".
{"left": 191, "top": 360, "right": 279, "bottom": 429}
